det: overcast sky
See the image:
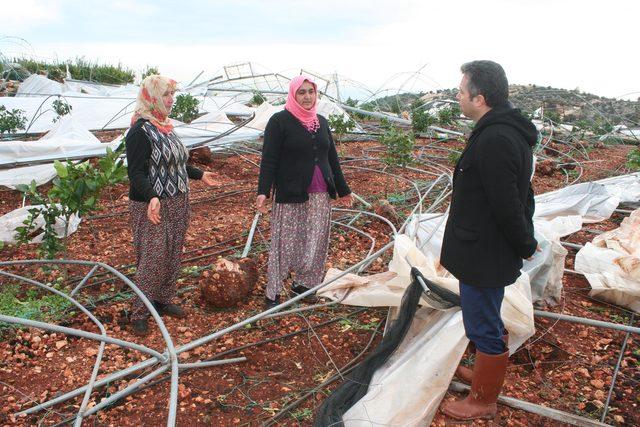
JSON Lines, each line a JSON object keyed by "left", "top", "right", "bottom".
{"left": 2, "top": 0, "right": 638, "bottom": 99}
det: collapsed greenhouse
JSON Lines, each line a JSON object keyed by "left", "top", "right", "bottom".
{"left": 0, "top": 62, "right": 639, "bottom": 426}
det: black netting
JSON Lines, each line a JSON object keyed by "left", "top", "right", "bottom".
{"left": 314, "top": 267, "right": 427, "bottom": 426}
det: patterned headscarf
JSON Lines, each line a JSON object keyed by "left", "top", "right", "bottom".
{"left": 285, "top": 75, "right": 320, "bottom": 133}
{"left": 131, "top": 75, "right": 177, "bottom": 134}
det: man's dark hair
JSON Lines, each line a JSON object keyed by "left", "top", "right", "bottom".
{"left": 460, "top": 60, "right": 509, "bottom": 107}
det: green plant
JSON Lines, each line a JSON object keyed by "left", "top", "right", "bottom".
{"left": 379, "top": 123, "right": 415, "bottom": 168}
{"left": 250, "top": 91, "right": 266, "bottom": 106}
{"left": 14, "top": 56, "right": 135, "bottom": 85}
{"left": 0, "top": 105, "right": 27, "bottom": 134}
{"left": 448, "top": 150, "right": 462, "bottom": 165}
{"left": 328, "top": 113, "right": 356, "bottom": 139}
{"left": 52, "top": 98, "right": 72, "bottom": 122}
{"left": 290, "top": 407, "right": 313, "bottom": 421}
{"left": 338, "top": 318, "right": 380, "bottom": 332}
{"left": 0, "top": 283, "right": 73, "bottom": 332}
{"left": 591, "top": 118, "right": 614, "bottom": 136}
{"left": 542, "top": 109, "right": 561, "bottom": 123}
{"left": 410, "top": 100, "right": 435, "bottom": 133}
{"left": 169, "top": 93, "right": 200, "bottom": 124}
{"left": 141, "top": 65, "right": 159, "bottom": 80}
{"left": 437, "top": 104, "right": 461, "bottom": 126}
{"left": 626, "top": 147, "right": 640, "bottom": 171}
{"left": 15, "top": 146, "right": 127, "bottom": 258}
{"left": 343, "top": 97, "right": 367, "bottom": 120}
{"left": 47, "top": 67, "right": 64, "bottom": 82}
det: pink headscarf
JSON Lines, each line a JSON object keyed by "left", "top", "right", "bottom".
{"left": 285, "top": 75, "right": 320, "bottom": 133}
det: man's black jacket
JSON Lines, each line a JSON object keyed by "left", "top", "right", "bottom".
{"left": 257, "top": 109, "right": 350, "bottom": 203}
{"left": 440, "top": 105, "right": 538, "bottom": 288}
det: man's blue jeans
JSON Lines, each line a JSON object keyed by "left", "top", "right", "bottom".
{"left": 459, "top": 282, "right": 508, "bottom": 355}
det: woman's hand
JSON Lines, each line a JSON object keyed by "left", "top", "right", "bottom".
{"left": 201, "top": 171, "right": 220, "bottom": 187}
{"left": 256, "top": 194, "right": 268, "bottom": 213}
{"left": 147, "top": 197, "right": 161, "bottom": 224}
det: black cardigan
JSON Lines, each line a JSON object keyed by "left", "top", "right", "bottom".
{"left": 257, "top": 110, "right": 350, "bottom": 203}
{"left": 440, "top": 105, "right": 538, "bottom": 288}
{"left": 125, "top": 119, "right": 203, "bottom": 202}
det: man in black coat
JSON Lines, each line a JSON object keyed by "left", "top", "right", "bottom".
{"left": 440, "top": 61, "right": 539, "bottom": 421}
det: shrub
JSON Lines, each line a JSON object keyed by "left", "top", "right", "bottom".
{"left": 437, "top": 104, "right": 461, "bottom": 126}
{"left": 169, "top": 93, "right": 200, "bottom": 124}
{"left": 448, "top": 151, "right": 462, "bottom": 165}
{"left": 591, "top": 118, "right": 614, "bottom": 136}
{"left": 15, "top": 145, "right": 127, "bottom": 259}
{"left": 626, "top": 147, "right": 640, "bottom": 171}
{"left": 543, "top": 109, "right": 561, "bottom": 123}
{"left": 52, "top": 98, "right": 72, "bottom": 123}
{"left": 328, "top": 113, "right": 356, "bottom": 139}
{"left": 379, "top": 122, "right": 415, "bottom": 167}
{"left": 411, "top": 101, "right": 436, "bottom": 133}
{"left": 344, "top": 97, "right": 367, "bottom": 120}
{"left": 0, "top": 105, "right": 27, "bottom": 134}
{"left": 141, "top": 66, "right": 160, "bottom": 80}
{"left": 14, "top": 57, "right": 135, "bottom": 84}
{"left": 250, "top": 91, "right": 266, "bottom": 106}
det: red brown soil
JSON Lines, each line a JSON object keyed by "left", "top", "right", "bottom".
{"left": 0, "top": 137, "right": 638, "bottom": 426}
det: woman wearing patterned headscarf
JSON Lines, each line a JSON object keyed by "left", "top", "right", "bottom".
{"left": 257, "top": 75, "right": 353, "bottom": 308}
{"left": 126, "top": 75, "right": 219, "bottom": 335}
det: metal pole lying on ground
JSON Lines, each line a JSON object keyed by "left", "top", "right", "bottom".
{"left": 534, "top": 310, "right": 640, "bottom": 335}
{"left": 449, "top": 381, "right": 612, "bottom": 427}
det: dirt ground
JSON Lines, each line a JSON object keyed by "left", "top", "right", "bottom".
{"left": 0, "top": 136, "right": 638, "bottom": 426}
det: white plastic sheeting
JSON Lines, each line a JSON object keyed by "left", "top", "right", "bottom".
{"left": 0, "top": 94, "right": 136, "bottom": 133}
{"left": 0, "top": 116, "right": 121, "bottom": 188}
{"left": 173, "top": 112, "right": 261, "bottom": 150}
{"left": 0, "top": 204, "right": 81, "bottom": 244}
{"left": 16, "top": 75, "right": 138, "bottom": 98}
{"left": 245, "top": 102, "right": 283, "bottom": 131}
{"left": 245, "top": 99, "right": 361, "bottom": 132}
{"left": 15, "top": 74, "right": 65, "bottom": 96}
{"left": 200, "top": 96, "right": 256, "bottom": 117}
{"left": 319, "top": 234, "right": 535, "bottom": 426}
{"left": 534, "top": 182, "right": 620, "bottom": 223}
{"left": 575, "top": 208, "right": 640, "bottom": 313}
{"left": 318, "top": 173, "right": 640, "bottom": 425}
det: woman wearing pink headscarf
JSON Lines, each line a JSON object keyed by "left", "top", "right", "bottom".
{"left": 257, "top": 75, "right": 353, "bottom": 308}
{"left": 126, "top": 75, "right": 219, "bottom": 335}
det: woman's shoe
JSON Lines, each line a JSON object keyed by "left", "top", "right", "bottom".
{"left": 131, "top": 318, "right": 149, "bottom": 336}
{"left": 154, "top": 301, "right": 187, "bottom": 318}
{"left": 264, "top": 295, "right": 281, "bottom": 309}
{"left": 291, "top": 282, "right": 315, "bottom": 299}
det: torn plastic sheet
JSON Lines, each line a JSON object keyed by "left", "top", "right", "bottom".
{"left": 0, "top": 204, "right": 81, "bottom": 244}
{"left": 173, "top": 114, "right": 262, "bottom": 150}
{"left": 16, "top": 75, "right": 139, "bottom": 98}
{"left": 318, "top": 234, "right": 535, "bottom": 426}
{"left": 0, "top": 116, "right": 121, "bottom": 188}
{"left": 0, "top": 113, "right": 260, "bottom": 188}
{"left": 200, "top": 96, "right": 256, "bottom": 117}
{"left": 534, "top": 181, "right": 620, "bottom": 223}
{"left": 245, "top": 99, "right": 362, "bottom": 133}
{"left": 0, "top": 94, "right": 136, "bottom": 133}
{"left": 575, "top": 208, "right": 640, "bottom": 313}
{"left": 593, "top": 172, "right": 640, "bottom": 204}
